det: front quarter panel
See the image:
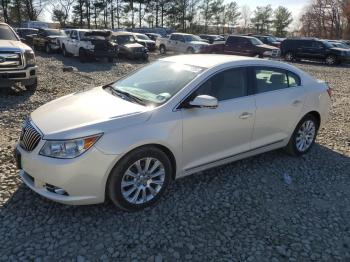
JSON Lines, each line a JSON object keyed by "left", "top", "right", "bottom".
{"left": 95, "top": 109, "right": 183, "bottom": 178}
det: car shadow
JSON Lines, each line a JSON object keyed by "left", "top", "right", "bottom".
{"left": 1, "top": 144, "right": 349, "bottom": 255}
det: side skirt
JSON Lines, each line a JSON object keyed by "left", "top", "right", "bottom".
{"left": 179, "top": 140, "right": 285, "bottom": 179}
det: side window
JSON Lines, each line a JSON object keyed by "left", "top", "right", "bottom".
{"left": 193, "top": 68, "right": 248, "bottom": 101}
{"left": 287, "top": 71, "right": 301, "bottom": 87}
{"left": 226, "top": 36, "right": 235, "bottom": 45}
{"left": 312, "top": 41, "right": 324, "bottom": 49}
{"left": 254, "top": 68, "right": 288, "bottom": 93}
{"left": 170, "top": 34, "right": 177, "bottom": 41}
{"left": 71, "top": 31, "right": 77, "bottom": 39}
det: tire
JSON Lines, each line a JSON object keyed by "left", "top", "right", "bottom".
{"left": 79, "top": 48, "right": 87, "bottom": 63}
{"left": 159, "top": 45, "right": 166, "bottom": 54}
{"left": 107, "top": 146, "right": 172, "bottom": 211}
{"left": 325, "top": 55, "right": 337, "bottom": 65}
{"left": 186, "top": 47, "right": 195, "bottom": 54}
{"left": 285, "top": 52, "right": 294, "bottom": 62}
{"left": 285, "top": 114, "right": 319, "bottom": 156}
{"left": 62, "top": 46, "right": 69, "bottom": 57}
{"left": 45, "top": 44, "right": 51, "bottom": 54}
{"left": 25, "top": 79, "right": 38, "bottom": 92}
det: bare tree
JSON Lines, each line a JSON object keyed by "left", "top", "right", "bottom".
{"left": 49, "top": 0, "right": 75, "bottom": 26}
{"left": 240, "top": 5, "right": 251, "bottom": 32}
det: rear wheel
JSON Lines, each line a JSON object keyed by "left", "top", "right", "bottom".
{"left": 159, "top": 45, "right": 166, "bottom": 54}
{"left": 285, "top": 52, "right": 294, "bottom": 62}
{"left": 285, "top": 114, "right": 319, "bottom": 156}
{"left": 108, "top": 146, "right": 172, "bottom": 211}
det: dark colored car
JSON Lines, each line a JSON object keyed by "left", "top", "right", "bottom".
{"left": 252, "top": 35, "right": 281, "bottom": 48}
{"left": 145, "top": 33, "right": 162, "bottom": 41}
{"left": 111, "top": 32, "right": 148, "bottom": 60}
{"left": 15, "top": 28, "right": 39, "bottom": 45}
{"left": 33, "top": 29, "right": 67, "bottom": 53}
{"left": 327, "top": 40, "right": 350, "bottom": 49}
{"left": 133, "top": 33, "right": 156, "bottom": 51}
{"left": 199, "top": 34, "right": 225, "bottom": 44}
{"left": 212, "top": 35, "right": 280, "bottom": 58}
{"left": 281, "top": 38, "right": 350, "bottom": 65}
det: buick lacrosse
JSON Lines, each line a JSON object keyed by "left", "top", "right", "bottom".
{"left": 15, "top": 55, "right": 331, "bottom": 211}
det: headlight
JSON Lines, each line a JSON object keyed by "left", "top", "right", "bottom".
{"left": 39, "top": 134, "right": 102, "bottom": 159}
{"left": 24, "top": 50, "right": 36, "bottom": 66}
{"left": 263, "top": 51, "right": 272, "bottom": 56}
{"left": 50, "top": 38, "right": 57, "bottom": 44}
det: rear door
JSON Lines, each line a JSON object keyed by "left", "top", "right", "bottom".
{"left": 251, "top": 67, "right": 306, "bottom": 148}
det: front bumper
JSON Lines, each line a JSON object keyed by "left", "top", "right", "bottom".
{"left": 338, "top": 55, "right": 350, "bottom": 63}
{"left": 49, "top": 43, "right": 60, "bottom": 50}
{"left": 15, "top": 143, "right": 120, "bottom": 205}
{"left": 0, "top": 65, "right": 38, "bottom": 88}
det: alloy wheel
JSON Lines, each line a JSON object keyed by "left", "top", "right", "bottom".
{"left": 285, "top": 52, "right": 293, "bottom": 61}
{"left": 121, "top": 157, "right": 165, "bottom": 205}
{"left": 295, "top": 120, "right": 316, "bottom": 152}
{"left": 326, "top": 56, "right": 335, "bottom": 65}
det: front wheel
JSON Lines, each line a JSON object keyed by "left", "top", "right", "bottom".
{"left": 79, "top": 49, "right": 87, "bottom": 63}
{"left": 108, "top": 146, "right": 172, "bottom": 211}
{"left": 285, "top": 114, "right": 319, "bottom": 156}
{"left": 325, "top": 55, "right": 337, "bottom": 65}
{"left": 285, "top": 52, "right": 294, "bottom": 62}
{"left": 45, "top": 44, "right": 51, "bottom": 54}
{"left": 186, "top": 47, "right": 195, "bottom": 54}
{"left": 159, "top": 45, "right": 166, "bottom": 54}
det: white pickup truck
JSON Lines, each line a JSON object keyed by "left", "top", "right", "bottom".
{"left": 0, "top": 22, "right": 37, "bottom": 90}
{"left": 60, "top": 29, "right": 118, "bottom": 62}
{"left": 155, "top": 33, "right": 210, "bottom": 54}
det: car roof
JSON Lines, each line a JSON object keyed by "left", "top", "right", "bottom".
{"left": 160, "top": 54, "right": 263, "bottom": 68}
{"left": 112, "top": 31, "right": 133, "bottom": 36}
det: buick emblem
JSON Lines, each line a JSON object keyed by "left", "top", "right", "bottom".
{"left": 0, "top": 56, "right": 5, "bottom": 63}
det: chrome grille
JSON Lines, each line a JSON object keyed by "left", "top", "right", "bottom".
{"left": 19, "top": 120, "right": 41, "bottom": 152}
{"left": 0, "top": 51, "right": 23, "bottom": 69}
{"left": 272, "top": 49, "right": 280, "bottom": 57}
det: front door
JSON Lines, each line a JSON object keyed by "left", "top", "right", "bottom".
{"left": 181, "top": 67, "right": 256, "bottom": 171}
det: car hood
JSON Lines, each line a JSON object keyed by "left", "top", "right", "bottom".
{"left": 331, "top": 47, "right": 350, "bottom": 51}
{"left": 31, "top": 86, "right": 152, "bottom": 139}
{"left": 0, "top": 40, "right": 32, "bottom": 52}
{"left": 138, "top": 39, "right": 155, "bottom": 44}
{"left": 47, "top": 35, "right": 67, "bottom": 39}
{"left": 258, "top": 44, "right": 279, "bottom": 50}
{"left": 124, "top": 43, "right": 144, "bottom": 49}
{"left": 190, "top": 41, "right": 210, "bottom": 45}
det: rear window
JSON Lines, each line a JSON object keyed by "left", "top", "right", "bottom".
{"left": 0, "top": 24, "right": 18, "bottom": 41}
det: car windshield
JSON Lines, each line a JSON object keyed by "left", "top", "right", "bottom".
{"left": 110, "top": 61, "right": 204, "bottom": 105}
{"left": 114, "top": 35, "right": 136, "bottom": 44}
{"left": 321, "top": 40, "right": 333, "bottom": 48}
{"left": 250, "top": 37, "right": 264, "bottom": 45}
{"left": 46, "top": 30, "right": 66, "bottom": 36}
{"left": 330, "top": 42, "right": 349, "bottom": 49}
{"left": 135, "top": 34, "right": 150, "bottom": 40}
{"left": 0, "top": 24, "right": 19, "bottom": 40}
{"left": 267, "top": 36, "right": 278, "bottom": 42}
{"left": 184, "top": 35, "right": 203, "bottom": 42}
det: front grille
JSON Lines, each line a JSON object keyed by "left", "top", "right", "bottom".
{"left": 19, "top": 120, "right": 41, "bottom": 152}
{"left": 0, "top": 51, "right": 23, "bottom": 69}
{"left": 272, "top": 49, "right": 280, "bottom": 57}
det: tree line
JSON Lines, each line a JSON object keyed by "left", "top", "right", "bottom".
{"left": 0, "top": 0, "right": 349, "bottom": 39}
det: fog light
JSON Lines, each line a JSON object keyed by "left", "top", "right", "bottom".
{"left": 45, "top": 183, "right": 68, "bottom": 195}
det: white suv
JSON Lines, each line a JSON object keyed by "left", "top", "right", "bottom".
{"left": 15, "top": 55, "right": 331, "bottom": 211}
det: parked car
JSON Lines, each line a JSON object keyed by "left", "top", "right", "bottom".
{"left": 327, "top": 40, "right": 350, "bottom": 49}
{"left": 111, "top": 32, "right": 148, "bottom": 60}
{"left": 32, "top": 29, "right": 67, "bottom": 53}
{"left": 132, "top": 33, "right": 156, "bottom": 51}
{"left": 61, "top": 29, "right": 118, "bottom": 63}
{"left": 199, "top": 34, "right": 225, "bottom": 44}
{"left": 281, "top": 38, "right": 350, "bottom": 65}
{"left": 211, "top": 35, "right": 280, "bottom": 58}
{"left": 145, "top": 33, "right": 162, "bottom": 41}
{"left": 15, "top": 54, "right": 331, "bottom": 211}
{"left": 0, "top": 22, "right": 37, "bottom": 90}
{"left": 156, "top": 33, "right": 211, "bottom": 54}
{"left": 252, "top": 35, "right": 281, "bottom": 48}
{"left": 15, "top": 28, "right": 39, "bottom": 44}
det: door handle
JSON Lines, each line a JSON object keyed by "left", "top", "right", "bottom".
{"left": 239, "top": 112, "right": 253, "bottom": 119}
{"left": 292, "top": 100, "right": 302, "bottom": 106}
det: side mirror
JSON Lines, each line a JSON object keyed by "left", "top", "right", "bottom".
{"left": 189, "top": 95, "right": 218, "bottom": 109}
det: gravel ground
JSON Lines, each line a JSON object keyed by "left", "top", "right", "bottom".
{"left": 0, "top": 53, "right": 349, "bottom": 261}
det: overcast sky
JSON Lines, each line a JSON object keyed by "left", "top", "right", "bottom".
{"left": 42, "top": 0, "right": 308, "bottom": 28}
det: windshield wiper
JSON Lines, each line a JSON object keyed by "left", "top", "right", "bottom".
{"left": 105, "top": 85, "right": 147, "bottom": 106}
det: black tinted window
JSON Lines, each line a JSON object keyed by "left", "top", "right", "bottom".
{"left": 194, "top": 68, "right": 247, "bottom": 101}
{"left": 254, "top": 68, "right": 288, "bottom": 93}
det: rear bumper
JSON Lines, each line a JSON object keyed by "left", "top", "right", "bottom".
{"left": 0, "top": 66, "right": 38, "bottom": 88}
